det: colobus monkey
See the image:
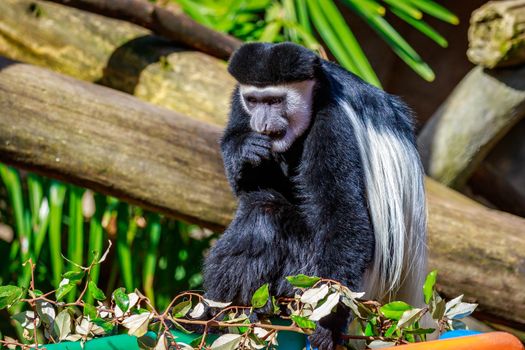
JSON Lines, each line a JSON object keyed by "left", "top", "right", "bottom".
{"left": 203, "top": 42, "right": 427, "bottom": 350}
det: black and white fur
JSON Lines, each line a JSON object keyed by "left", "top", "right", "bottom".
{"left": 203, "top": 42, "right": 427, "bottom": 349}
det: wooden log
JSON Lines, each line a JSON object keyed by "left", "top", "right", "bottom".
{"left": 1, "top": 58, "right": 524, "bottom": 325}
{"left": 426, "top": 179, "right": 525, "bottom": 325}
{"left": 45, "top": 0, "right": 241, "bottom": 60}
{"left": 0, "top": 57, "right": 236, "bottom": 230}
{"left": 467, "top": 0, "right": 525, "bottom": 68}
{"left": 0, "top": 0, "right": 235, "bottom": 126}
{"left": 417, "top": 65, "right": 525, "bottom": 189}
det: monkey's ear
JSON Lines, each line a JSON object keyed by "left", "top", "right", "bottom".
{"left": 228, "top": 42, "right": 320, "bottom": 85}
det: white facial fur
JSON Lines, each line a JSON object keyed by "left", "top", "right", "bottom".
{"left": 239, "top": 80, "right": 316, "bottom": 153}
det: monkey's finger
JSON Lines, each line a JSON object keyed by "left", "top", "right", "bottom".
{"left": 243, "top": 153, "right": 264, "bottom": 166}
{"left": 251, "top": 146, "right": 272, "bottom": 159}
{"left": 248, "top": 136, "right": 272, "bottom": 149}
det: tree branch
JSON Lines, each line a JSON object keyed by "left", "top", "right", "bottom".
{"left": 45, "top": 0, "right": 241, "bottom": 60}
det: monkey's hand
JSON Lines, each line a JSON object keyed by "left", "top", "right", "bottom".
{"left": 239, "top": 133, "right": 273, "bottom": 167}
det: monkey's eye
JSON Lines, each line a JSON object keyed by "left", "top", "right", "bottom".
{"left": 245, "top": 96, "right": 258, "bottom": 104}
{"left": 268, "top": 97, "right": 284, "bottom": 105}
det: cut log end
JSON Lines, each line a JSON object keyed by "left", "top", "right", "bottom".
{"left": 467, "top": 0, "right": 525, "bottom": 68}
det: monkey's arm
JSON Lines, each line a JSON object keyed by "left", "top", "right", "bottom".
{"left": 221, "top": 93, "right": 289, "bottom": 196}
{"left": 300, "top": 110, "right": 375, "bottom": 290}
{"left": 299, "top": 110, "right": 376, "bottom": 350}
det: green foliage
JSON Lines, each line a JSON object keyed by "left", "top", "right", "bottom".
{"left": 0, "top": 163, "right": 217, "bottom": 338}
{"left": 0, "top": 266, "right": 477, "bottom": 349}
{"left": 0, "top": 286, "right": 24, "bottom": 310}
{"left": 173, "top": 0, "right": 458, "bottom": 86}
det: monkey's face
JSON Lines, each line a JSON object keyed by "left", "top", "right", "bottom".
{"left": 239, "top": 80, "right": 315, "bottom": 153}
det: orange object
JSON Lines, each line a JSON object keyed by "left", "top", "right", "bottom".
{"left": 394, "top": 332, "right": 524, "bottom": 350}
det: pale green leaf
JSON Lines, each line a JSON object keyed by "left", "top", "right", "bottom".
{"left": 251, "top": 283, "right": 269, "bottom": 309}
{"left": 380, "top": 301, "right": 413, "bottom": 320}
{"left": 309, "top": 292, "right": 340, "bottom": 321}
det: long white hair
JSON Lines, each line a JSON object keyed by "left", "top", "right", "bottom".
{"left": 341, "top": 102, "right": 427, "bottom": 306}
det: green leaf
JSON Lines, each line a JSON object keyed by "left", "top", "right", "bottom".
{"left": 56, "top": 283, "right": 75, "bottom": 301}
{"left": 308, "top": 0, "right": 381, "bottom": 87}
{"left": 63, "top": 270, "right": 85, "bottom": 282}
{"left": 291, "top": 315, "right": 316, "bottom": 329}
{"left": 91, "top": 317, "right": 115, "bottom": 333}
{"left": 251, "top": 283, "right": 269, "bottom": 308}
{"left": 113, "top": 288, "right": 130, "bottom": 313}
{"left": 380, "top": 301, "right": 413, "bottom": 320}
{"left": 88, "top": 281, "right": 106, "bottom": 301}
{"left": 83, "top": 303, "right": 98, "bottom": 319}
{"left": 423, "top": 270, "right": 437, "bottom": 304}
{"left": 406, "top": 0, "right": 459, "bottom": 25}
{"left": 29, "top": 289, "right": 43, "bottom": 298}
{"left": 272, "top": 296, "right": 280, "bottom": 314}
{"left": 171, "top": 319, "right": 193, "bottom": 334}
{"left": 0, "top": 285, "right": 24, "bottom": 310}
{"left": 365, "top": 320, "right": 376, "bottom": 336}
{"left": 343, "top": 0, "right": 435, "bottom": 81}
{"left": 384, "top": 0, "right": 421, "bottom": 19}
{"left": 404, "top": 328, "right": 435, "bottom": 335}
{"left": 172, "top": 300, "right": 192, "bottom": 318}
{"left": 54, "top": 310, "right": 71, "bottom": 340}
{"left": 392, "top": 9, "right": 448, "bottom": 48}
{"left": 285, "top": 274, "right": 321, "bottom": 288}
{"left": 385, "top": 322, "right": 397, "bottom": 337}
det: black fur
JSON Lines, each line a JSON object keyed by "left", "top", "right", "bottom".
{"left": 228, "top": 42, "right": 319, "bottom": 85}
{"left": 204, "top": 42, "right": 416, "bottom": 350}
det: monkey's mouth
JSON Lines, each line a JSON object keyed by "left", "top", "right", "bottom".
{"left": 270, "top": 129, "right": 286, "bottom": 139}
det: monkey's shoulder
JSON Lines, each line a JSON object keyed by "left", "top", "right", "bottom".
{"left": 319, "top": 60, "right": 416, "bottom": 139}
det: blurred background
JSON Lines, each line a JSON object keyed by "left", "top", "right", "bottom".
{"left": 0, "top": 0, "right": 524, "bottom": 342}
